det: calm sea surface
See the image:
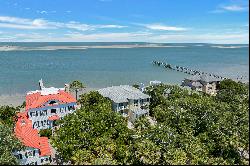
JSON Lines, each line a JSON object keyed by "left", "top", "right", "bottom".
{"left": 0, "top": 42, "right": 248, "bottom": 95}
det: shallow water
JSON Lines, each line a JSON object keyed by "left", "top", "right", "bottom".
{"left": 0, "top": 42, "right": 248, "bottom": 95}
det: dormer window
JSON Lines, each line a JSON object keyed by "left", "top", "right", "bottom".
{"left": 49, "top": 101, "right": 57, "bottom": 105}
{"left": 21, "top": 120, "right": 26, "bottom": 125}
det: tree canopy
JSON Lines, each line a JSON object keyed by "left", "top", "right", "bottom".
{"left": 69, "top": 80, "right": 85, "bottom": 100}
{"left": 52, "top": 91, "right": 133, "bottom": 165}
{"left": 0, "top": 106, "right": 23, "bottom": 165}
{"left": 51, "top": 80, "right": 249, "bottom": 165}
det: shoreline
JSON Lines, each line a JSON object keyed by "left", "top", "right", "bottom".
{"left": 0, "top": 44, "right": 188, "bottom": 51}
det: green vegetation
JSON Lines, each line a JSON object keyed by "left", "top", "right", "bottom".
{"left": 69, "top": 80, "right": 85, "bottom": 101}
{"left": 52, "top": 92, "right": 132, "bottom": 164}
{"left": 50, "top": 80, "right": 249, "bottom": 165}
{"left": 39, "top": 128, "right": 52, "bottom": 138}
{"left": 216, "top": 79, "right": 249, "bottom": 103}
{"left": 132, "top": 84, "right": 140, "bottom": 89}
{"left": 0, "top": 106, "right": 22, "bottom": 127}
{"left": 144, "top": 80, "right": 249, "bottom": 164}
{"left": 0, "top": 106, "right": 23, "bottom": 165}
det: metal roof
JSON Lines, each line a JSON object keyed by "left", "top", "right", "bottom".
{"left": 186, "top": 74, "right": 223, "bottom": 83}
{"left": 98, "top": 85, "right": 150, "bottom": 103}
{"left": 191, "top": 81, "right": 203, "bottom": 87}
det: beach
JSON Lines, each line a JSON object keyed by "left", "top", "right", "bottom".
{"left": 0, "top": 93, "right": 25, "bottom": 107}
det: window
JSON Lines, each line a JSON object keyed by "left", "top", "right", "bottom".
{"left": 52, "top": 121, "right": 57, "bottom": 126}
{"left": 133, "top": 100, "right": 138, "bottom": 107}
{"left": 118, "top": 103, "right": 123, "bottom": 107}
{"left": 49, "top": 101, "right": 57, "bottom": 104}
{"left": 25, "top": 152, "right": 28, "bottom": 158}
{"left": 17, "top": 154, "right": 22, "bottom": 159}
{"left": 68, "top": 105, "right": 75, "bottom": 111}
{"left": 51, "top": 109, "right": 56, "bottom": 114}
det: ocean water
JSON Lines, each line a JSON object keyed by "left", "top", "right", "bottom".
{"left": 0, "top": 42, "right": 248, "bottom": 95}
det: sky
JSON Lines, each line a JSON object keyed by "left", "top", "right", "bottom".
{"left": 0, "top": 0, "right": 249, "bottom": 43}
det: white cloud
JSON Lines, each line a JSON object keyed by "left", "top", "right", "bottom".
{"left": 150, "top": 33, "right": 249, "bottom": 44}
{"left": 0, "top": 15, "right": 127, "bottom": 31}
{"left": 1, "top": 30, "right": 248, "bottom": 44}
{"left": 221, "top": 5, "right": 248, "bottom": 11}
{"left": 0, "top": 16, "right": 248, "bottom": 44}
{"left": 62, "top": 32, "right": 249, "bottom": 44}
{"left": 98, "top": 25, "right": 127, "bottom": 28}
{"left": 40, "top": 11, "right": 48, "bottom": 14}
{"left": 0, "top": 16, "right": 52, "bottom": 29}
{"left": 36, "top": 10, "right": 56, "bottom": 14}
{"left": 0, "top": 23, "right": 51, "bottom": 29}
{"left": 0, "top": 16, "right": 30, "bottom": 24}
{"left": 64, "top": 22, "right": 93, "bottom": 31}
{"left": 137, "top": 23, "right": 187, "bottom": 31}
{"left": 64, "top": 32, "right": 151, "bottom": 42}
{"left": 211, "top": 1, "right": 249, "bottom": 13}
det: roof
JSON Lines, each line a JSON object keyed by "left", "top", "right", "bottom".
{"left": 39, "top": 137, "right": 51, "bottom": 156}
{"left": 14, "top": 115, "right": 51, "bottom": 156}
{"left": 14, "top": 84, "right": 74, "bottom": 157}
{"left": 191, "top": 81, "right": 203, "bottom": 87}
{"left": 186, "top": 74, "right": 223, "bottom": 83}
{"left": 48, "top": 115, "right": 60, "bottom": 121}
{"left": 150, "top": 80, "right": 162, "bottom": 85}
{"left": 26, "top": 88, "right": 76, "bottom": 111}
{"left": 98, "top": 85, "right": 150, "bottom": 103}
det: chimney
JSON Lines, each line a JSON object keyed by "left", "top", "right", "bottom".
{"left": 64, "top": 84, "right": 70, "bottom": 93}
{"left": 39, "top": 79, "right": 45, "bottom": 90}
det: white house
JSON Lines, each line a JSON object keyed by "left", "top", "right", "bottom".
{"left": 98, "top": 85, "right": 151, "bottom": 122}
{"left": 25, "top": 86, "right": 77, "bottom": 130}
{"left": 14, "top": 80, "right": 77, "bottom": 165}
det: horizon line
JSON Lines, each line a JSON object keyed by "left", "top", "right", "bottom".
{"left": 0, "top": 41, "right": 249, "bottom": 44}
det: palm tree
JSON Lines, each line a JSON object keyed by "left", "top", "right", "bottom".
{"left": 69, "top": 80, "right": 85, "bottom": 100}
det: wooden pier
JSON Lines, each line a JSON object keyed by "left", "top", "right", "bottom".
{"left": 152, "top": 60, "right": 228, "bottom": 80}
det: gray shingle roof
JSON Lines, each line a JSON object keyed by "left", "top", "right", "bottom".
{"left": 191, "top": 81, "right": 203, "bottom": 87}
{"left": 98, "top": 85, "right": 150, "bottom": 103}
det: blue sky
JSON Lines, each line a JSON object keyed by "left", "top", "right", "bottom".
{"left": 0, "top": 0, "right": 249, "bottom": 43}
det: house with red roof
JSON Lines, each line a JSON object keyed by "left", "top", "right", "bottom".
{"left": 13, "top": 80, "right": 77, "bottom": 165}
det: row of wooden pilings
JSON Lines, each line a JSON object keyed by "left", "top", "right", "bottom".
{"left": 152, "top": 60, "right": 228, "bottom": 80}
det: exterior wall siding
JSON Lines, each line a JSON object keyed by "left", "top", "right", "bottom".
{"left": 111, "top": 98, "right": 150, "bottom": 122}
{"left": 14, "top": 147, "right": 51, "bottom": 165}
{"left": 28, "top": 103, "right": 76, "bottom": 130}
{"left": 15, "top": 88, "right": 77, "bottom": 165}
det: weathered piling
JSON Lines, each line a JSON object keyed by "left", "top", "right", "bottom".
{"left": 152, "top": 60, "right": 229, "bottom": 80}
